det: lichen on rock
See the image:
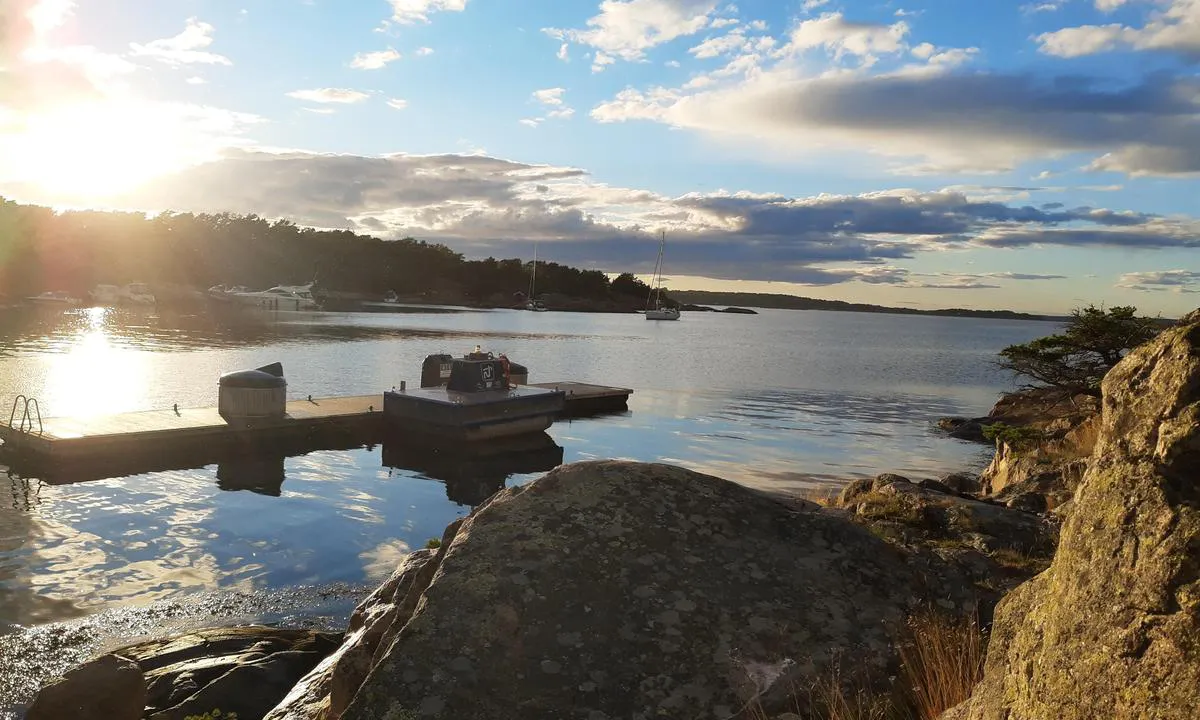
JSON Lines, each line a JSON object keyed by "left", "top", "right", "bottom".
{"left": 951, "top": 309, "right": 1200, "bottom": 720}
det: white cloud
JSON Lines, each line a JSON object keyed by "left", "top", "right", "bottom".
{"left": 1021, "top": 3, "right": 1062, "bottom": 12}
{"left": 304, "top": 107, "right": 336, "bottom": 115}
{"left": 689, "top": 28, "right": 754, "bottom": 58}
{"left": 1037, "top": 0, "right": 1200, "bottom": 57}
{"left": 549, "top": 107, "right": 576, "bottom": 118}
{"left": 519, "top": 118, "right": 541, "bottom": 127}
{"left": 785, "top": 13, "right": 910, "bottom": 63}
{"left": 415, "top": 46, "right": 435, "bottom": 56}
{"left": 186, "top": 76, "right": 207, "bottom": 85}
{"left": 386, "top": 98, "right": 408, "bottom": 110}
{"left": 25, "top": 0, "right": 75, "bottom": 39}
{"left": 711, "top": 17, "right": 738, "bottom": 27}
{"left": 389, "top": 0, "right": 468, "bottom": 24}
{"left": 129, "top": 18, "right": 232, "bottom": 66}
{"left": 545, "top": 0, "right": 720, "bottom": 66}
{"left": 802, "top": 0, "right": 830, "bottom": 9}
{"left": 592, "top": 51, "right": 616, "bottom": 72}
{"left": 557, "top": 43, "right": 570, "bottom": 60}
{"left": 350, "top": 48, "right": 401, "bottom": 69}
{"left": 532, "top": 87, "right": 566, "bottom": 106}
{"left": 286, "top": 88, "right": 371, "bottom": 103}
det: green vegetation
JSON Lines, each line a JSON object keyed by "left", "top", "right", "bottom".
{"left": 997, "top": 305, "right": 1160, "bottom": 397}
{"left": 981, "top": 422, "right": 1045, "bottom": 449}
{"left": 184, "top": 711, "right": 238, "bottom": 720}
{"left": 0, "top": 197, "right": 671, "bottom": 307}
{"left": 424, "top": 537, "right": 442, "bottom": 549}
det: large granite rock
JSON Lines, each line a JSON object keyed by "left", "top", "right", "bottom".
{"left": 310, "top": 461, "right": 942, "bottom": 720}
{"left": 951, "top": 310, "right": 1200, "bottom": 719}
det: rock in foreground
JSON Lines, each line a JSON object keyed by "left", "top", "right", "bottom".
{"left": 27, "top": 626, "right": 342, "bottom": 720}
{"left": 304, "top": 461, "right": 938, "bottom": 720}
{"left": 952, "top": 310, "right": 1200, "bottom": 719}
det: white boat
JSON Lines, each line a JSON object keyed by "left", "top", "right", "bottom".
{"left": 525, "top": 243, "right": 548, "bottom": 312}
{"left": 123, "top": 282, "right": 156, "bottom": 306}
{"left": 210, "top": 284, "right": 320, "bottom": 311}
{"left": 26, "top": 291, "right": 81, "bottom": 307}
{"left": 644, "top": 231, "right": 680, "bottom": 321}
{"left": 233, "top": 286, "right": 320, "bottom": 311}
{"left": 91, "top": 283, "right": 156, "bottom": 306}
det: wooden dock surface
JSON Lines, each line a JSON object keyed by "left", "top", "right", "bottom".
{"left": 0, "top": 382, "right": 630, "bottom": 473}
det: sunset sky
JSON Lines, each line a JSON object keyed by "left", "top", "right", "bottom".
{"left": 1, "top": 0, "right": 1198, "bottom": 314}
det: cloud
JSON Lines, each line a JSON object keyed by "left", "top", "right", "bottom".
{"left": 415, "top": 46, "right": 435, "bottom": 56}
{"left": 389, "top": 0, "right": 468, "bottom": 24}
{"left": 1036, "top": 0, "right": 1200, "bottom": 58}
{"left": 544, "top": 0, "right": 720, "bottom": 67}
{"left": 1021, "top": 2, "right": 1062, "bottom": 12}
{"left": 97, "top": 149, "right": 1200, "bottom": 285}
{"left": 786, "top": 12, "right": 910, "bottom": 64}
{"left": 591, "top": 64, "right": 1200, "bottom": 175}
{"left": 532, "top": 87, "right": 566, "bottom": 106}
{"left": 557, "top": 43, "right": 569, "bottom": 61}
{"left": 286, "top": 88, "right": 371, "bottom": 104}
{"left": 186, "top": 76, "right": 207, "bottom": 85}
{"left": 350, "top": 48, "right": 401, "bottom": 69}
{"left": 386, "top": 98, "right": 408, "bottom": 110}
{"left": 522, "top": 88, "right": 574, "bottom": 126}
{"left": 1117, "top": 269, "right": 1200, "bottom": 292}
{"left": 129, "top": 18, "right": 232, "bottom": 66}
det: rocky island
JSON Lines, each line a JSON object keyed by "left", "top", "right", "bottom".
{"left": 16, "top": 308, "right": 1200, "bottom": 719}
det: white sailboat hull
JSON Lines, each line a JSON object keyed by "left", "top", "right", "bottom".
{"left": 644, "top": 308, "right": 680, "bottom": 321}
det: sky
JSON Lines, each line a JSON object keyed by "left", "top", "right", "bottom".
{"left": 0, "top": 0, "right": 1198, "bottom": 315}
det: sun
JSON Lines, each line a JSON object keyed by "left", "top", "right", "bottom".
{"left": 0, "top": 99, "right": 226, "bottom": 200}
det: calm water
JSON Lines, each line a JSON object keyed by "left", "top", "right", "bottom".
{"left": 0, "top": 305, "right": 1054, "bottom": 630}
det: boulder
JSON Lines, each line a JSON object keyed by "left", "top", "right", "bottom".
{"left": 102, "top": 626, "right": 341, "bottom": 720}
{"left": 835, "top": 477, "right": 1058, "bottom": 616}
{"left": 939, "top": 472, "right": 981, "bottom": 495}
{"left": 26, "top": 654, "right": 146, "bottom": 720}
{"left": 953, "top": 310, "right": 1200, "bottom": 719}
{"left": 328, "top": 461, "right": 938, "bottom": 720}
{"left": 936, "top": 417, "right": 991, "bottom": 443}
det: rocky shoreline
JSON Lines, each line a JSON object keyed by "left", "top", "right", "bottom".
{"left": 14, "top": 309, "right": 1200, "bottom": 719}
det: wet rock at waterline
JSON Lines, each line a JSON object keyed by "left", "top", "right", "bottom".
{"left": 952, "top": 310, "right": 1200, "bottom": 720}
{"left": 25, "top": 654, "right": 147, "bottom": 720}
{"left": 26, "top": 626, "right": 342, "bottom": 720}
{"left": 308, "top": 461, "right": 939, "bottom": 720}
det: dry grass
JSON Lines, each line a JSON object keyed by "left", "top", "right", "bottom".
{"left": 736, "top": 609, "right": 987, "bottom": 720}
{"left": 799, "top": 486, "right": 842, "bottom": 507}
{"left": 897, "top": 610, "right": 987, "bottom": 720}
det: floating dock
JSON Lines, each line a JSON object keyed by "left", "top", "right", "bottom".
{"left": 0, "top": 383, "right": 631, "bottom": 478}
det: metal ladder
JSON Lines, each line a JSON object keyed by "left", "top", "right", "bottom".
{"left": 7, "top": 395, "right": 43, "bottom": 434}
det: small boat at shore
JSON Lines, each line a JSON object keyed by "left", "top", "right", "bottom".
{"left": 208, "top": 284, "right": 320, "bottom": 311}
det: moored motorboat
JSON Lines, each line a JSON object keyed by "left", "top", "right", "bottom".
{"left": 384, "top": 348, "right": 561, "bottom": 442}
{"left": 26, "top": 291, "right": 81, "bottom": 307}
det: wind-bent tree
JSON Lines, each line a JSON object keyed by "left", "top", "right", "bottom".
{"left": 998, "top": 305, "right": 1160, "bottom": 397}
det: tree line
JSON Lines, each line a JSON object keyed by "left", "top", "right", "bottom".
{"left": 0, "top": 197, "right": 670, "bottom": 306}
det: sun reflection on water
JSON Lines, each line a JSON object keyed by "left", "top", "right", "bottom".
{"left": 41, "top": 308, "right": 150, "bottom": 417}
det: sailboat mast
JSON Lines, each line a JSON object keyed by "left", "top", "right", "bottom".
{"left": 529, "top": 243, "right": 537, "bottom": 298}
{"left": 654, "top": 230, "right": 666, "bottom": 309}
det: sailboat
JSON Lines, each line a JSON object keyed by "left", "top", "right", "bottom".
{"left": 644, "top": 231, "right": 680, "bottom": 321}
{"left": 525, "top": 242, "right": 548, "bottom": 311}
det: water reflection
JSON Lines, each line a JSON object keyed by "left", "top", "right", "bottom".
{"left": 382, "top": 432, "right": 564, "bottom": 507}
{"left": 216, "top": 456, "right": 286, "bottom": 496}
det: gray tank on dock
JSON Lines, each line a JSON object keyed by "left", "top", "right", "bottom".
{"left": 218, "top": 362, "right": 287, "bottom": 427}
{"left": 386, "top": 352, "right": 563, "bottom": 442}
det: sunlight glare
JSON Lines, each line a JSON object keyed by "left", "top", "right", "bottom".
{"left": 43, "top": 308, "right": 150, "bottom": 417}
{"left": 0, "top": 100, "right": 222, "bottom": 199}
